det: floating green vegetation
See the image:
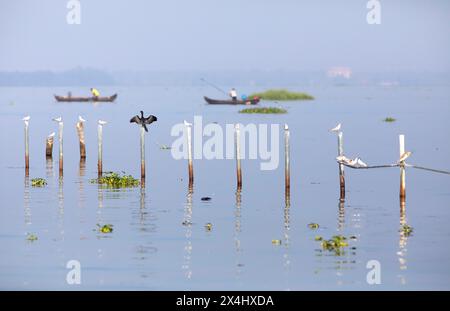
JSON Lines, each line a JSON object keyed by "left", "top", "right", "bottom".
{"left": 97, "top": 224, "right": 114, "bottom": 233}
{"left": 26, "top": 233, "right": 38, "bottom": 241}
{"left": 239, "top": 107, "right": 287, "bottom": 114}
{"left": 272, "top": 239, "right": 282, "bottom": 245}
{"left": 31, "top": 178, "right": 47, "bottom": 187}
{"left": 90, "top": 172, "right": 139, "bottom": 188}
{"left": 160, "top": 145, "right": 171, "bottom": 150}
{"left": 400, "top": 224, "right": 413, "bottom": 236}
{"left": 383, "top": 117, "right": 396, "bottom": 122}
{"left": 319, "top": 235, "right": 349, "bottom": 255}
{"left": 249, "top": 89, "right": 314, "bottom": 101}
{"left": 314, "top": 235, "right": 323, "bottom": 241}
{"left": 308, "top": 223, "right": 320, "bottom": 229}
{"left": 205, "top": 223, "right": 213, "bottom": 231}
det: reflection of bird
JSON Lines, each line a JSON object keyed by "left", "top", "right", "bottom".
{"left": 398, "top": 151, "right": 412, "bottom": 163}
{"left": 130, "top": 111, "right": 157, "bottom": 132}
{"left": 78, "top": 115, "right": 86, "bottom": 123}
{"left": 48, "top": 132, "right": 55, "bottom": 138}
{"left": 329, "top": 123, "right": 341, "bottom": 133}
{"left": 52, "top": 116, "right": 62, "bottom": 123}
{"left": 98, "top": 120, "right": 107, "bottom": 126}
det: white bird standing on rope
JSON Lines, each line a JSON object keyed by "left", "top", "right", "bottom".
{"left": 52, "top": 116, "right": 62, "bottom": 123}
{"left": 98, "top": 120, "right": 107, "bottom": 126}
{"left": 354, "top": 157, "right": 368, "bottom": 168}
{"left": 48, "top": 132, "right": 55, "bottom": 138}
{"left": 398, "top": 151, "right": 412, "bottom": 163}
{"left": 184, "top": 120, "right": 192, "bottom": 127}
{"left": 336, "top": 155, "right": 351, "bottom": 164}
{"left": 78, "top": 115, "right": 86, "bottom": 123}
{"left": 329, "top": 123, "right": 341, "bottom": 133}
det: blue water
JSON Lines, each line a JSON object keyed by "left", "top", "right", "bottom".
{"left": 0, "top": 85, "right": 449, "bottom": 290}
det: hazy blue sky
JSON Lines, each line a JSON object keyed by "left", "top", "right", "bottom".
{"left": 1, "top": 0, "right": 449, "bottom": 72}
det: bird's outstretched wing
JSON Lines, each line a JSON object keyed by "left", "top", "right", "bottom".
{"left": 144, "top": 115, "right": 157, "bottom": 124}
{"left": 130, "top": 115, "right": 140, "bottom": 123}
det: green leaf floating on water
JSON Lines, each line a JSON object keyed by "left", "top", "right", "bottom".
{"left": 97, "top": 224, "right": 114, "bottom": 233}
{"left": 400, "top": 224, "right": 413, "bottom": 236}
{"left": 26, "top": 233, "right": 38, "bottom": 241}
{"left": 308, "top": 223, "right": 320, "bottom": 229}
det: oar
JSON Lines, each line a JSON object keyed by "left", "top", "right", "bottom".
{"left": 200, "top": 78, "right": 228, "bottom": 96}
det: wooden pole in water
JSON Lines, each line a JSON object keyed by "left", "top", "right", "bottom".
{"left": 76, "top": 121, "right": 86, "bottom": 159}
{"left": 97, "top": 121, "right": 104, "bottom": 176}
{"left": 140, "top": 125, "right": 145, "bottom": 181}
{"left": 235, "top": 124, "right": 242, "bottom": 189}
{"left": 23, "top": 117, "right": 30, "bottom": 174}
{"left": 399, "top": 134, "right": 406, "bottom": 202}
{"left": 337, "top": 131, "right": 345, "bottom": 200}
{"left": 58, "top": 121, "right": 63, "bottom": 176}
{"left": 185, "top": 121, "right": 194, "bottom": 186}
{"left": 46, "top": 132, "right": 55, "bottom": 158}
{"left": 284, "top": 124, "right": 290, "bottom": 198}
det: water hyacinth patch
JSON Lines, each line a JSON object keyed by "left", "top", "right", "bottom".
{"left": 318, "top": 235, "right": 350, "bottom": 255}
{"left": 239, "top": 107, "right": 287, "bottom": 114}
{"left": 31, "top": 178, "right": 47, "bottom": 187}
{"left": 90, "top": 172, "right": 139, "bottom": 188}
{"left": 249, "top": 89, "right": 314, "bottom": 101}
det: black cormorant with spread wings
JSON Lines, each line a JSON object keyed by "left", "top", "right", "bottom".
{"left": 130, "top": 111, "right": 157, "bottom": 132}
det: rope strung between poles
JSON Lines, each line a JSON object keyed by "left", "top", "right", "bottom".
{"left": 337, "top": 161, "right": 450, "bottom": 175}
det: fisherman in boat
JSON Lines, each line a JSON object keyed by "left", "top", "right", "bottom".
{"left": 90, "top": 88, "right": 100, "bottom": 98}
{"left": 229, "top": 88, "right": 238, "bottom": 101}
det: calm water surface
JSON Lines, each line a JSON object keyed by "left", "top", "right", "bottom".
{"left": 0, "top": 85, "right": 449, "bottom": 290}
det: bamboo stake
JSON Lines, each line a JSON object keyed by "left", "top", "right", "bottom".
{"left": 140, "top": 125, "right": 145, "bottom": 182}
{"left": 58, "top": 121, "right": 63, "bottom": 176}
{"left": 76, "top": 118, "right": 86, "bottom": 159}
{"left": 338, "top": 131, "right": 345, "bottom": 200}
{"left": 46, "top": 132, "right": 55, "bottom": 158}
{"left": 97, "top": 120, "right": 106, "bottom": 176}
{"left": 399, "top": 134, "right": 406, "bottom": 202}
{"left": 23, "top": 116, "right": 30, "bottom": 174}
{"left": 185, "top": 121, "right": 194, "bottom": 186}
{"left": 235, "top": 124, "right": 242, "bottom": 189}
{"left": 284, "top": 124, "right": 290, "bottom": 199}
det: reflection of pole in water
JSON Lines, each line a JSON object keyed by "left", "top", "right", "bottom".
{"left": 397, "top": 200, "right": 408, "bottom": 285}
{"left": 24, "top": 176, "right": 31, "bottom": 226}
{"left": 234, "top": 188, "right": 242, "bottom": 279}
{"left": 182, "top": 184, "right": 193, "bottom": 280}
{"left": 235, "top": 124, "right": 242, "bottom": 189}
{"left": 46, "top": 157, "right": 54, "bottom": 179}
{"left": 338, "top": 199, "right": 345, "bottom": 231}
{"left": 283, "top": 193, "right": 291, "bottom": 290}
{"left": 78, "top": 159, "right": 86, "bottom": 226}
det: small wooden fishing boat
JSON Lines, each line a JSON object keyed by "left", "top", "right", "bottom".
{"left": 54, "top": 94, "right": 118, "bottom": 102}
{"left": 204, "top": 96, "right": 259, "bottom": 105}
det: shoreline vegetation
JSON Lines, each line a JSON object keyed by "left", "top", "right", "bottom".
{"left": 249, "top": 89, "right": 314, "bottom": 101}
{"left": 239, "top": 107, "right": 287, "bottom": 114}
